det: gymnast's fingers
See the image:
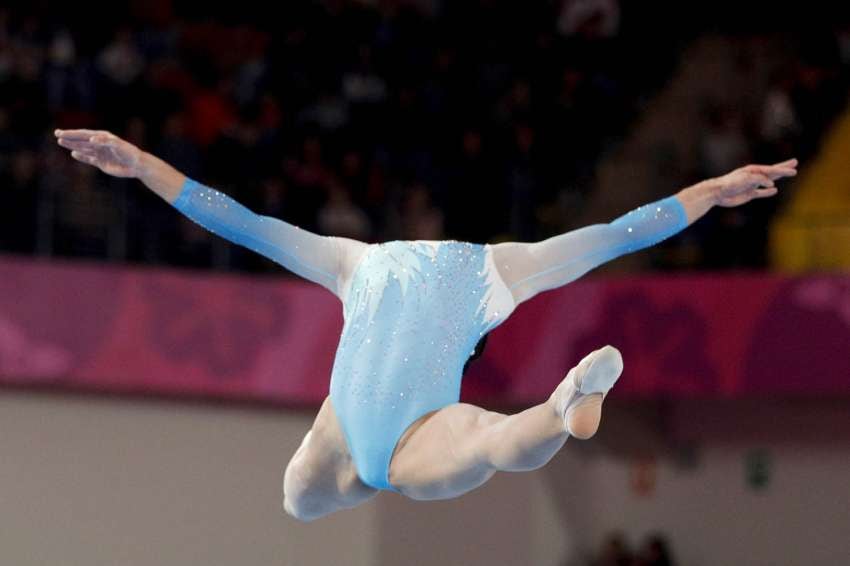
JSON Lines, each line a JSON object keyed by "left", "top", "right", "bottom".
{"left": 760, "top": 167, "right": 796, "bottom": 181}
{"left": 745, "top": 172, "right": 775, "bottom": 189}
{"left": 752, "top": 187, "right": 779, "bottom": 199}
{"left": 772, "top": 158, "right": 798, "bottom": 168}
{"left": 70, "top": 150, "right": 101, "bottom": 167}
{"left": 745, "top": 163, "right": 796, "bottom": 181}
{"left": 770, "top": 166, "right": 797, "bottom": 178}
{"left": 57, "top": 138, "right": 97, "bottom": 151}
{"left": 55, "top": 129, "right": 104, "bottom": 141}
{"left": 89, "top": 134, "right": 119, "bottom": 147}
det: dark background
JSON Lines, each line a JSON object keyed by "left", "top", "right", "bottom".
{"left": 2, "top": 0, "right": 849, "bottom": 273}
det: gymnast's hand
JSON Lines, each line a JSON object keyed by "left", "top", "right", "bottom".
{"left": 54, "top": 129, "right": 143, "bottom": 178}
{"left": 712, "top": 159, "right": 798, "bottom": 207}
{"left": 675, "top": 158, "right": 798, "bottom": 224}
{"left": 54, "top": 128, "right": 186, "bottom": 202}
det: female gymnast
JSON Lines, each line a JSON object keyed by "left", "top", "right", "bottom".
{"left": 55, "top": 128, "right": 797, "bottom": 521}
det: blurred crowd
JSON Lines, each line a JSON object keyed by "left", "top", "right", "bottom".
{"left": 1, "top": 1, "right": 849, "bottom": 273}
{"left": 588, "top": 531, "right": 675, "bottom": 566}
{"left": 0, "top": 0, "right": 683, "bottom": 272}
{"left": 691, "top": 26, "right": 850, "bottom": 268}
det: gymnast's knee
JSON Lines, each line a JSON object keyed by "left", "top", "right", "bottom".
{"left": 282, "top": 457, "right": 322, "bottom": 522}
{"left": 283, "top": 496, "right": 321, "bottom": 523}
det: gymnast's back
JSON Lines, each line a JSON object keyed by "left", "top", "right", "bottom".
{"left": 329, "top": 240, "right": 515, "bottom": 489}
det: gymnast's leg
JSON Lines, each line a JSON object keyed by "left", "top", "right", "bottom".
{"left": 386, "top": 196, "right": 691, "bottom": 502}
{"left": 388, "top": 345, "right": 623, "bottom": 500}
{"left": 283, "top": 397, "right": 378, "bottom": 521}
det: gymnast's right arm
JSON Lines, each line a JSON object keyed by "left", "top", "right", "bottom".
{"left": 54, "top": 129, "right": 368, "bottom": 297}
{"left": 491, "top": 159, "right": 798, "bottom": 305}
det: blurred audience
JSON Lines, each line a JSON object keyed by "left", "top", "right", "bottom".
{"left": 0, "top": 2, "right": 847, "bottom": 274}
{"left": 591, "top": 531, "right": 634, "bottom": 566}
{"left": 579, "top": 531, "right": 676, "bottom": 566}
{"left": 634, "top": 534, "right": 675, "bottom": 566}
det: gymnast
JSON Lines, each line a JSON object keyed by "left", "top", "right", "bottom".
{"left": 54, "top": 128, "right": 797, "bottom": 521}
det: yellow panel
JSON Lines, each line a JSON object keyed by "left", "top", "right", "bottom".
{"left": 770, "top": 103, "right": 850, "bottom": 271}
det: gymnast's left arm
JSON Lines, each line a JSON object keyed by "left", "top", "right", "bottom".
{"left": 491, "top": 159, "right": 798, "bottom": 305}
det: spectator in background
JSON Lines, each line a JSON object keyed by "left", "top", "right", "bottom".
{"left": 52, "top": 163, "right": 116, "bottom": 258}
{"left": 558, "top": 0, "right": 621, "bottom": 39}
{"left": 549, "top": 65, "right": 597, "bottom": 187}
{"left": 590, "top": 531, "right": 633, "bottom": 566}
{"left": 339, "top": 148, "right": 369, "bottom": 206}
{"left": 363, "top": 159, "right": 390, "bottom": 234}
{"left": 318, "top": 180, "right": 372, "bottom": 240}
{"left": 496, "top": 79, "right": 534, "bottom": 128}
{"left": 44, "top": 28, "right": 89, "bottom": 113}
{"left": 231, "top": 29, "right": 270, "bottom": 107}
{"left": 342, "top": 45, "right": 388, "bottom": 105}
{"left": 699, "top": 106, "right": 751, "bottom": 178}
{"left": 1, "top": 150, "right": 39, "bottom": 254}
{"left": 157, "top": 113, "right": 202, "bottom": 178}
{"left": 759, "top": 72, "right": 801, "bottom": 161}
{"left": 124, "top": 116, "right": 147, "bottom": 148}
{"left": 284, "top": 135, "right": 333, "bottom": 230}
{"left": 398, "top": 182, "right": 444, "bottom": 241}
{"left": 0, "top": 9, "right": 12, "bottom": 80}
{"left": 300, "top": 90, "right": 350, "bottom": 132}
{"left": 174, "top": 215, "right": 213, "bottom": 268}
{"left": 186, "top": 75, "right": 236, "bottom": 148}
{"left": 837, "top": 21, "right": 850, "bottom": 68}
{"left": 791, "top": 55, "right": 846, "bottom": 156}
{"left": 207, "top": 104, "right": 268, "bottom": 187}
{"left": 445, "top": 126, "right": 497, "bottom": 242}
{"left": 0, "top": 108, "right": 14, "bottom": 156}
{"left": 635, "top": 533, "right": 676, "bottom": 566}
{"left": 698, "top": 105, "right": 757, "bottom": 268}
{"left": 3, "top": 42, "right": 47, "bottom": 144}
{"left": 97, "top": 28, "right": 145, "bottom": 88}
{"left": 505, "top": 122, "right": 542, "bottom": 241}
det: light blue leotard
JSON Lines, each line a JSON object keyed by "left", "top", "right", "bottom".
{"left": 329, "top": 239, "right": 515, "bottom": 490}
{"left": 172, "top": 178, "right": 688, "bottom": 491}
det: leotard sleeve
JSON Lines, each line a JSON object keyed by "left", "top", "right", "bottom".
{"left": 172, "top": 177, "right": 369, "bottom": 297}
{"left": 490, "top": 195, "right": 688, "bottom": 305}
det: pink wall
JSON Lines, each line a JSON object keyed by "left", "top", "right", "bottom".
{"left": 1, "top": 255, "right": 848, "bottom": 404}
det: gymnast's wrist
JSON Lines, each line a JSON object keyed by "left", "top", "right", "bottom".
{"left": 137, "top": 151, "right": 188, "bottom": 204}
{"left": 136, "top": 151, "right": 157, "bottom": 180}
{"left": 702, "top": 178, "right": 723, "bottom": 207}
{"left": 683, "top": 178, "right": 722, "bottom": 209}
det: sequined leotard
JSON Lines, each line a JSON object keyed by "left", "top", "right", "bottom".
{"left": 329, "top": 240, "right": 515, "bottom": 489}
{"left": 172, "top": 178, "right": 688, "bottom": 491}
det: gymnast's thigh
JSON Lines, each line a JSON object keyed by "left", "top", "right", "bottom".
{"left": 388, "top": 403, "right": 496, "bottom": 500}
{"left": 285, "top": 396, "right": 377, "bottom": 504}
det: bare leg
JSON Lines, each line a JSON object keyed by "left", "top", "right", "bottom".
{"left": 389, "top": 346, "right": 623, "bottom": 500}
{"left": 388, "top": 401, "right": 567, "bottom": 500}
{"left": 283, "top": 397, "right": 378, "bottom": 521}
{"left": 284, "top": 348, "right": 623, "bottom": 515}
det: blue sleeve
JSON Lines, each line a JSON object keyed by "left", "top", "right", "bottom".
{"left": 171, "top": 178, "right": 342, "bottom": 293}
{"left": 605, "top": 195, "right": 689, "bottom": 256}
{"left": 491, "top": 195, "right": 689, "bottom": 303}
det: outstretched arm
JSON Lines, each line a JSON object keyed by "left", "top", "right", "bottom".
{"left": 54, "top": 129, "right": 368, "bottom": 297}
{"left": 491, "top": 160, "right": 798, "bottom": 305}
